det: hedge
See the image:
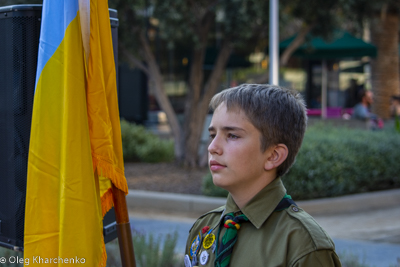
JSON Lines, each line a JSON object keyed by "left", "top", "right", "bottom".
{"left": 121, "top": 119, "right": 174, "bottom": 163}
{"left": 202, "top": 123, "right": 400, "bottom": 200}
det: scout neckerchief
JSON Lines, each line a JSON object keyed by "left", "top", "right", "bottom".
{"left": 214, "top": 212, "right": 248, "bottom": 267}
{"left": 214, "top": 194, "right": 296, "bottom": 267}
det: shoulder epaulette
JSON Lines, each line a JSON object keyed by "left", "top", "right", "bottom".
{"left": 199, "top": 205, "right": 225, "bottom": 218}
{"left": 286, "top": 207, "right": 335, "bottom": 250}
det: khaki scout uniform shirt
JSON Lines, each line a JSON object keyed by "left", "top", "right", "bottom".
{"left": 185, "top": 178, "right": 342, "bottom": 267}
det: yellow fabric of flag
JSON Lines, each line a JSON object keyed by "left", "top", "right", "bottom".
{"left": 87, "top": 0, "right": 128, "bottom": 215}
{"left": 24, "top": 0, "right": 127, "bottom": 266}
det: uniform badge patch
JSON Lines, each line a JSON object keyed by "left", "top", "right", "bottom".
{"left": 190, "top": 232, "right": 201, "bottom": 260}
{"left": 199, "top": 250, "right": 210, "bottom": 265}
{"left": 184, "top": 254, "right": 192, "bottom": 267}
{"left": 202, "top": 233, "right": 216, "bottom": 250}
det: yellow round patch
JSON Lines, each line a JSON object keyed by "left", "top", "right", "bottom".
{"left": 202, "top": 233, "right": 216, "bottom": 250}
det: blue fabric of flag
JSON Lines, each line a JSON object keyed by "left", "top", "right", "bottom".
{"left": 35, "top": 0, "right": 79, "bottom": 87}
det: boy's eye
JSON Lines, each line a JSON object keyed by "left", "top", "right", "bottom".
{"left": 227, "top": 133, "right": 239, "bottom": 139}
{"left": 209, "top": 134, "right": 216, "bottom": 140}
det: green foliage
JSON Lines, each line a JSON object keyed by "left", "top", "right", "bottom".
{"left": 284, "top": 124, "right": 400, "bottom": 200}
{"left": 395, "top": 115, "right": 400, "bottom": 134}
{"left": 281, "top": 0, "right": 341, "bottom": 40}
{"left": 338, "top": 251, "right": 370, "bottom": 267}
{"left": 121, "top": 119, "right": 174, "bottom": 163}
{"left": 109, "top": 0, "right": 271, "bottom": 62}
{"left": 339, "top": 0, "right": 400, "bottom": 27}
{"left": 108, "top": 0, "right": 148, "bottom": 55}
{"left": 106, "top": 230, "right": 182, "bottom": 267}
{"left": 338, "top": 250, "right": 400, "bottom": 267}
{"left": 153, "top": 0, "right": 270, "bottom": 48}
{"left": 0, "top": 247, "right": 23, "bottom": 266}
{"left": 202, "top": 172, "right": 228, "bottom": 198}
{"left": 202, "top": 124, "right": 400, "bottom": 200}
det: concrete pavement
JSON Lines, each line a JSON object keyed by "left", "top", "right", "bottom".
{"left": 127, "top": 188, "right": 400, "bottom": 266}
{"left": 126, "top": 188, "right": 400, "bottom": 244}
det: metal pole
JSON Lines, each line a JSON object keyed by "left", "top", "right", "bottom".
{"left": 321, "top": 60, "right": 328, "bottom": 119}
{"left": 112, "top": 184, "right": 136, "bottom": 267}
{"left": 269, "top": 0, "right": 279, "bottom": 85}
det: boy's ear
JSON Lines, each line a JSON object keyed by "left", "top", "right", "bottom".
{"left": 264, "top": 144, "right": 288, "bottom": 171}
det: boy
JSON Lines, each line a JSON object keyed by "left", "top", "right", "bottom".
{"left": 185, "top": 84, "right": 341, "bottom": 267}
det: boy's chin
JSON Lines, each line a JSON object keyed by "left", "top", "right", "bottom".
{"left": 212, "top": 175, "right": 230, "bottom": 190}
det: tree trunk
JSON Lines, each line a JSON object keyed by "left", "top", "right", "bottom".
{"left": 125, "top": 32, "right": 233, "bottom": 167}
{"left": 138, "top": 33, "right": 184, "bottom": 160}
{"left": 182, "top": 46, "right": 207, "bottom": 167}
{"left": 280, "top": 24, "right": 314, "bottom": 66}
{"left": 182, "top": 41, "right": 233, "bottom": 167}
{"left": 370, "top": 11, "right": 399, "bottom": 119}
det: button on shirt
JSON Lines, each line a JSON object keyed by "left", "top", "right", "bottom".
{"left": 185, "top": 178, "right": 342, "bottom": 267}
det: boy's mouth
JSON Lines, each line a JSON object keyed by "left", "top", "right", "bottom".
{"left": 209, "top": 160, "right": 226, "bottom": 171}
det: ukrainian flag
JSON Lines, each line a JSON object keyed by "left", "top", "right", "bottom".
{"left": 24, "top": 0, "right": 127, "bottom": 266}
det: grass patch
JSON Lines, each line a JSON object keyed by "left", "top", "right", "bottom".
{"left": 106, "top": 230, "right": 182, "bottom": 267}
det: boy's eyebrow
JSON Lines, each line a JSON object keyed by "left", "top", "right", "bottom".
{"left": 208, "top": 126, "right": 246, "bottom": 132}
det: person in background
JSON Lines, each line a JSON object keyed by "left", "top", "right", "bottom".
{"left": 352, "top": 89, "right": 383, "bottom": 129}
{"left": 352, "top": 89, "right": 373, "bottom": 120}
{"left": 390, "top": 95, "right": 400, "bottom": 117}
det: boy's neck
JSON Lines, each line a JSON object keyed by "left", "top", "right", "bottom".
{"left": 230, "top": 173, "right": 276, "bottom": 209}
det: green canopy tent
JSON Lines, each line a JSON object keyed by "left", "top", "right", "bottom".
{"left": 280, "top": 31, "right": 377, "bottom": 59}
{"left": 280, "top": 31, "right": 377, "bottom": 118}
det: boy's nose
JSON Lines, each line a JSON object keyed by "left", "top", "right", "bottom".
{"left": 208, "top": 137, "right": 222, "bottom": 155}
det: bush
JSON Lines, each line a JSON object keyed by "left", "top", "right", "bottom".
{"left": 202, "top": 123, "right": 400, "bottom": 200}
{"left": 0, "top": 247, "right": 23, "bottom": 266}
{"left": 120, "top": 120, "right": 174, "bottom": 163}
{"left": 202, "top": 172, "right": 228, "bottom": 197}
{"left": 338, "top": 251, "right": 369, "bottom": 267}
{"left": 106, "top": 230, "right": 182, "bottom": 267}
{"left": 284, "top": 123, "right": 400, "bottom": 200}
{"left": 337, "top": 250, "right": 400, "bottom": 267}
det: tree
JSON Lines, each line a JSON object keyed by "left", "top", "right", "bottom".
{"left": 341, "top": 0, "right": 400, "bottom": 119}
{"left": 370, "top": 10, "right": 399, "bottom": 119}
{"left": 110, "top": 0, "right": 270, "bottom": 167}
{"left": 279, "top": 0, "right": 340, "bottom": 66}
{"left": 111, "top": 0, "right": 399, "bottom": 169}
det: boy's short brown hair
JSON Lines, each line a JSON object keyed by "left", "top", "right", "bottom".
{"left": 209, "top": 84, "right": 307, "bottom": 177}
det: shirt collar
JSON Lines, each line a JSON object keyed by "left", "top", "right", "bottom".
{"left": 224, "top": 177, "right": 286, "bottom": 229}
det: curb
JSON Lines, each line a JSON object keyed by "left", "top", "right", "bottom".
{"left": 296, "top": 188, "right": 400, "bottom": 215}
{"left": 126, "top": 188, "right": 400, "bottom": 217}
{"left": 126, "top": 190, "right": 225, "bottom": 217}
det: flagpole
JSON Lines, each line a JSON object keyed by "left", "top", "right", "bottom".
{"left": 269, "top": 0, "right": 279, "bottom": 85}
{"left": 112, "top": 185, "right": 136, "bottom": 267}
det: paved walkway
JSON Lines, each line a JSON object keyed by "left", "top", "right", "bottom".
{"left": 314, "top": 207, "right": 400, "bottom": 244}
{"left": 127, "top": 189, "right": 400, "bottom": 266}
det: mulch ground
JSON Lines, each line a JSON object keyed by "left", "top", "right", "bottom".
{"left": 124, "top": 162, "right": 209, "bottom": 195}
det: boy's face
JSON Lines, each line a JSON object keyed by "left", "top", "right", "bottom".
{"left": 208, "top": 103, "right": 271, "bottom": 195}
